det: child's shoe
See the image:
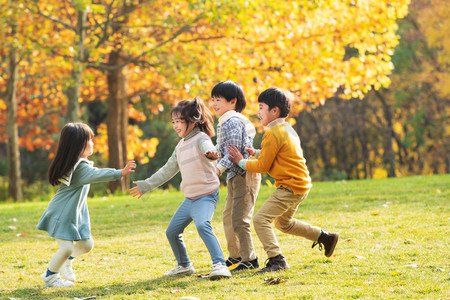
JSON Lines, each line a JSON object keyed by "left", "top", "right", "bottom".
{"left": 231, "top": 257, "right": 259, "bottom": 272}
{"left": 164, "top": 264, "right": 195, "bottom": 276}
{"left": 225, "top": 256, "right": 241, "bottom": 267}
{"left": 209, "top": 262, "right": 232, "bottom": 280}
{"left": 254, "top": 254, "right": 289, "bottom": 275}
{"left": 312, "top": 230, "right": 339, "bottom": 257}
{"left": 42, "top": 273, "right": 74, "bottom": 288}
{"left": 60, "top": 259, "right": 76, "bottom": 281}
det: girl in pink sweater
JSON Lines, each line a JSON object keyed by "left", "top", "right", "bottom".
{"left": 130, "top": 98, "right": 231, "bottom": 280}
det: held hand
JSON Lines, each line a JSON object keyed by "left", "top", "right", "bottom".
{"left": 227, "top": 145, "right": 243, "bottom": 165}
{"left": 121, "top": 160, "right": 136, "bottom": 177}
{"left": 205, "top": 151, "right": 221, "bottom": 160}
{"left": 129, "top": 182, "right": 143, "bottom": 199}
{"left": 245, "top": 147, "right": 256, "bottom": 157}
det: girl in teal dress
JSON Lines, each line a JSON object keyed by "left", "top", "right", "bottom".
{"left": 37, "top": 123, "right": 136, "bottom": 288}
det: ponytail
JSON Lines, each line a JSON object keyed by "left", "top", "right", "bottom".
{"left": 171, "top": 97, "right": 215, "bottom": 137}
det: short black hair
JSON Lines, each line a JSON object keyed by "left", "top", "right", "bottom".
{"left": 211, "top": 80, "right": 246, "bottom": 113}
{"left": 257, "top": 87, "right": 291, "bottom": 118}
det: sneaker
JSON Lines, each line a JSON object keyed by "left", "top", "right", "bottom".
{"left": 60, "top": 259, "right": 76, "bottom": 281}
{"left": 312, "top": 231, "right": 339, "bottom": 257}
{"left": 254, "top": 254, "right": 289, "bottom": 275}
{"left": 225, "top": 256, "right": 241, "bottom": 267}
{"left": 231, "top": 257, "right": 259, "bottom": 272}
{"left": 209, "top": 262, "right": 232, "bottom": 280}
{"left": 164, "top": 264, "right": 195, "bottom": 276}
{"left": 42, "top": 273, "right": 74, "bottom": 288}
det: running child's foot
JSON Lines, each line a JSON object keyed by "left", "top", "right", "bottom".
{"left": 42, "top": 273, "right": 74, "bottom": 288}
{"left": 209, "top": 262, "right": 231, "bottom": 280}
{"left": 312, "top": 230, "right": 339, "bottom": 257}
{"left": 254, "top": 254, "right": 289, "bottom": 275}
{"left": 164, "top": 264, "right": 195, "bottom": 276}
{"left": 231, "top": 257, "right": 259, "bottom": 272}
{"left": 60, "top": 259, "right": 76, "bottom": 281}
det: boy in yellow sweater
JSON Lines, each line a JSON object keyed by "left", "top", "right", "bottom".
{"left": 228, "top": 87, "right": 339, "bottom": 274}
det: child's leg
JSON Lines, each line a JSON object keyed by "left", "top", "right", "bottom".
{"left": 191, "top": 189, "right": 225, "bottom": 265}
{"left": 166, "top": 198, "right": 194, "bottom": 267}
{"left": 253, "top": 187, "right": 315, "bottom": 258}
{"left": 72, "top": 237, "right": 94, "bottom": 257}
{"left": 223, "top": 181, "right": 240, "bottom": 259}
{"left": 230, "top": 173, "right": 259, "bottom": 262}
{"left": 48, "top": 239, "right": 74, "bottom": 273}
{"left": 274, "top": 193, "right": 321, "bottom": 241}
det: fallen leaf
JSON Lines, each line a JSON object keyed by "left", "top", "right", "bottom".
{"left": 196, "top": 273, "right": 210, "bottom": 278}
{"left": 345, "top": 238, "right": 355, "bottom": 242}
{"left": 433, "top": 267, "right": 444, "bottom": 272}
{"left": 264, "top": 277, "right": 286, "bottom": 284}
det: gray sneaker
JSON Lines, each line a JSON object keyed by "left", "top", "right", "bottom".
{"left": 164, "top": 264, "right": 195, "bottom": 276}
{"left": 42, "top": 273, "right": 74, "bottom": 288}
{"left": 209, "top": 262, "right": 231, "bottom": 280}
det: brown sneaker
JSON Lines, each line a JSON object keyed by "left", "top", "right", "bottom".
{"left": 254, "top": 254, "right": 289, "bottom": 275}
{"left": 312, "top": 230, "right": 339, "bottom": 257}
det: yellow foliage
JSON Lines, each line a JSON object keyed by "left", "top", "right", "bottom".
{"left": 372, "top": 168, "right": 388, "bottom": 179}
{"left": 94, "top": 124, "right": 159, "bottom": 165}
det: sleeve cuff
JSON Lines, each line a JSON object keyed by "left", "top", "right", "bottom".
{"left": 218, "top": 164, "right": 227, "bottom": 175}
{"left": 238, "top": 159, "right": 247, "bottom": 170}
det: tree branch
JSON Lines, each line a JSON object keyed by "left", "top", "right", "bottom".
{"left": 32, "top": 0, "right": 76, "bottom": 31}
{"left": 87, "top": 14, "right": 204, "bottom": 71}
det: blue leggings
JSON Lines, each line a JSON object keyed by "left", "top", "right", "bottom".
{"left": 166, "top": 189, "right": 225, "bottom": 266}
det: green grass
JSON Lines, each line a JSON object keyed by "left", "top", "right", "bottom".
{"left": 0, "top": 175, "right": 448, "bottom": 299}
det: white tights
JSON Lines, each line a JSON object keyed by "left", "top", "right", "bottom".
{"left": 48, "top": 237, "right": 94, "bottom": 273}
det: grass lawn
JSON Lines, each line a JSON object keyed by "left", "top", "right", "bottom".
{"left": 0, "top": 174, "right": 448, "bottom": 299}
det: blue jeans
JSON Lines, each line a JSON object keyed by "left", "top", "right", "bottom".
{"left": 166, "top": 188, "right": 225, "bottom": 266}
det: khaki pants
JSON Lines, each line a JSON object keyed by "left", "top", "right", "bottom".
{"left": 223, "top": 172, "right": 261, "bottom": 261}
{"left": 253, "top": 186, "right": 321, "bottom": 258}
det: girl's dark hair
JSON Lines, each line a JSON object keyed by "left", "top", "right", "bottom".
{"left": 258, "top": 87, "right": 291, "bottom": 118}
{"left": 171, "top": 97, "right": 215, "bottom": 137}
{"left": 48, "top": 123, "right": 94, "bottom": 186}
{"left": 211, "top": 80, "right": 246, "bottom": 113}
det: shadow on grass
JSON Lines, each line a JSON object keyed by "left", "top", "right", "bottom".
{"left": 4, "top": 274, "right": 219, "bottom": 299}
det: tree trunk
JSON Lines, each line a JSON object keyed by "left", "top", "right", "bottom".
{"left": 106, "top": 50, "right": 128, "bottom": 193}
{"left": 374, "top": 90, "right": 396, "bottom": 177}
{"left": 66, "top": 9, "right": 87, "bottom": 122}
{"left": 5, "top": 7, "right": 23, "bottom": 201}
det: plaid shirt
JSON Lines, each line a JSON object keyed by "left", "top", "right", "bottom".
{"left": 217, "top": 117, "right": 253, "bottom": 181}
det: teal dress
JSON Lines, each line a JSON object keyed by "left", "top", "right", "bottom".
{"left": 37, "top": 159, "right": 122, "bottom": 241}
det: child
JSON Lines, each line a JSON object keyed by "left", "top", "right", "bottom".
{"left": 209, "top": 80, "right": 261, "bottom": 271}
{"left": 129, "top": 98, "right": 231, "bottom": 280}
{"left": 228, "top": 87, "right": 339, "bottom": 274}
{"left": 37, "top": 122, "right": 136, "bottom": 288}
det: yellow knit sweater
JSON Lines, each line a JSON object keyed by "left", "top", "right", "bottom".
{"left": 245, "top": 120, "right": 311, "bottom": 195}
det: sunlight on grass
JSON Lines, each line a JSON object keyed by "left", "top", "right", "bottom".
{"left": 0, "top": 175, "right": 448, "bottom": 299}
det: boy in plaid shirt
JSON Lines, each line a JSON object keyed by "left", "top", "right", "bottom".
{"left": 208, "top": 81, "right": 261, "bottom": 271}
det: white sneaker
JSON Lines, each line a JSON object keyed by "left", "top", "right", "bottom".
{"left": 60, "top": 259, "right": 76, "bottom": 281}
{"left": 209, "top": 262, "right": 231, "bottom": 280}
{"left": 42, "top": 273, "right": 74, "bottom": 288}
{"left": 164, "top": 264, "right": 195, "bottom": 276}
